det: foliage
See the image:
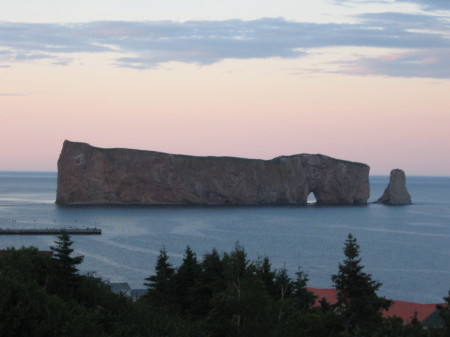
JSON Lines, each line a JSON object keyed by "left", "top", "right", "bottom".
{"left": 142, "top": 242, "right": 327, "bottom": 336}
{"left": 48, "top": 231, "right": 84, "bottom": 298}
{"left": 0, "top": 247, "right": 52, "bottom": 287}
{"left": 437, "top": 291, "right": 450, "bottom": 336}
{"left": 0, "top": 273, "right": 67, "bottom": 337}
{"left": 331, "top": 234, "right": 392, "bottom": 336}
{"left": 0, "top": 233, "right": 448, "bottom": 337}
{"left": 0, "top": 237, "right": 130, "bottom": 337}
{"left": 173, "top": 246, "right": 202, "bottom": 315}
{"left": 144, "top": 246, "right": 175, "bottom": 308}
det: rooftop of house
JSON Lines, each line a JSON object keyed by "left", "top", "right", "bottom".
{"left": 306, "top": 287, "right": 446, "bottom": 326}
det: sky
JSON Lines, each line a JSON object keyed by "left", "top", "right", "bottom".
{"left": 1, "top": 0, "right": 449, "bottom": 175}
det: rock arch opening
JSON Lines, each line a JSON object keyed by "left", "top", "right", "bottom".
{"left": 307, "top": 191, "right": 317, "bottom": 204}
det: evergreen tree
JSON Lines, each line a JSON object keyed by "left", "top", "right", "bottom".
{"left": 193, "top": 248, "right": 226, "bottom": 317}
{"left": 209, "top": 243, "right": 279, "bottom": 337}
{"left": 437, "top": 291, "right": 450, "bottom": 335}
{"left": 255, "top": 256, "right": 277, "bottom": 298}
{"left": 274, "top": 266, "right": 293, "bottom": 301}
{"left": 49, "top": 231, "right": 83, "bottom": 297}
{"left": 292, "top": 269, "right": 316, "bottom": 311}
{"left": 0, "top": 246, "right": 114, "bottom": 337}
{"left": 173, "top": 246, "right": 202, "bottom": 315}
{"left": 200, "top": 248, "right": 226, "bottom": 295}
{"left": 0, "top": 273, "right": 68, "bottom": 337}
{"left": 0, "top": 247, "right": 52, "bottom": 287}
{"left": 222, "top": 242, "right": 248, "bottom": 281}
{"left": 210, "top": 270, "right": 275, "bottom": 337}
{"left": 144, "top": 247, "right": 175, "bottom": 306}
{"left": 331, "top": 234, "right": 392, "bottom": 336}
{"left": 272, "top": 265, "right": 295, "bottom": 331}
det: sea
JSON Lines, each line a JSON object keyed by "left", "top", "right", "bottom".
{"left": 0, "top": 171, "right": 449, "bottom": 304}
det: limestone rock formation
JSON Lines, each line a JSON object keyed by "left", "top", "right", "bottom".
{"left": 56, "top": 140, "right": 370, "bottom": 205}
{"left": 377, "top": 169, "right": 412, "bottom": 205}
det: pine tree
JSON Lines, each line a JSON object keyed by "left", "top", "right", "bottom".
{"left": 292, "top": 269, "right": 316, "bottom": 311}
{"left": 437, "top": 291, "right": 450, "bottom": 334}
{"left": 200, "top": 248, "right": 225, "bottom": 295}
{"left": 144, "top": 247, "right": 175, "bottom": 306}
{"left": 274, "top": 266, "right": 293, "bottom": 301}
{"left": 331, "top": 234, "right": 391, "bottom": 336}
{"left": 193, "top": 248, "right": 226, "bottom": 317}
{"left": 49, "top": 231, "right": 83, "bottom": 297}
{"left": 222, "top": 241, "right": 248, "bottom": 282}
{"left": 255, "top": 256, "right": 277, "bottom": 298}
{"left": 173, "top": 246, "right": 201, "bottom": 315}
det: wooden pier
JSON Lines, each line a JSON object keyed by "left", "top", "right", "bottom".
{"left": 0, "top": 227, "right": 102, "bottom": 235}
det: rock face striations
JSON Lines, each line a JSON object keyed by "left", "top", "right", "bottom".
{"left": 56, "top": 140, "right": 370, "bottom": 205}
{"left": 377, "top": 169, "right": 412, "bottom": 205}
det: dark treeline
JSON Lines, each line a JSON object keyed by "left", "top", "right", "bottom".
{"left": 1, "top": 232, "right": 450, "bottom": 337}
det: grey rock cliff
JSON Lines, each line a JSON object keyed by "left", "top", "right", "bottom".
{"left": 56, "top": 140, "right": 370, "bottom": 205}
{"left": 377, "top": 169, "right": 412, "bottom": 205}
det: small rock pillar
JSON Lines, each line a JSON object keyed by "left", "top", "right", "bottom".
{"left": 376, "top": 169, "right": 412, "bottom": 205}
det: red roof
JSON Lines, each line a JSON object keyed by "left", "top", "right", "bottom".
{"left": 382, "top": 300, "right": 439, "bottom": 323}
{"left": 307, "top": 287, "right": 338, "bottom": 305}
{"left": 306, "top": 287, "right": 444, "bottom": 324}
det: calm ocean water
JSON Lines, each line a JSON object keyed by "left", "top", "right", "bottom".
{"left": 0, "top": 171, "right": 449, "bottom": 304}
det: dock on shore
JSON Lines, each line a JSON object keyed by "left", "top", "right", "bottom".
{"left": 0, "top": 227, "right": 102, "bottom": 235}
